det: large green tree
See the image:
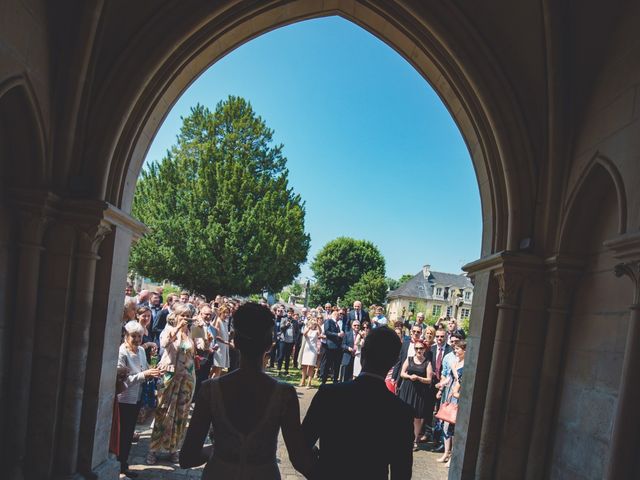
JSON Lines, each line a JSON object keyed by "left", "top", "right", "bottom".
{"left": 343, "top": 271, "right": 389, "bottom": 308}
{"left": 310, "top": 237, "right": 385, "bottom": 304}
{"left": 130, "top": 97, "right": 310, "bottom": 297}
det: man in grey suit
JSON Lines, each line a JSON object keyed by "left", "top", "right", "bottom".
{"left": 303, "top": 327, "right": 414, "bottom": 479}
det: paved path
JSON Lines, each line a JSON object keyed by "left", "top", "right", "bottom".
{"left": 128, "top": 385, "right": 449, "bottom": 479}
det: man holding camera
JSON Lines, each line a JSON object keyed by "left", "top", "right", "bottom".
{"left": 277, "top": 307, "right": 299, "bottom": 375}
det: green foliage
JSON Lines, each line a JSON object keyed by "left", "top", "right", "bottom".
{"left": 343, "top": 271, "right": 388, "bottom": 307}
{"left": 310, "top": 237, "right": 385, "bottom": 305}
{"left": 129, "top": 97, "right": 310, "bottom": 297}
{"left": 459, "top": 316, "right": 470, "bottom": 333}
{"left": 397, "top": 273, "right": 414, "bottom": 285}
{"left": 385, "top": 277, "right": 400, "bottom": 291}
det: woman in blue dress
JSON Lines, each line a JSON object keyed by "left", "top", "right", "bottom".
{"left": 438, "top": 340, "right": 466, "bottom": 466}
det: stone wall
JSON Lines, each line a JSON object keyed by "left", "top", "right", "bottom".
{"left": 550, "top": 192, "right": 625, "bottom": 479}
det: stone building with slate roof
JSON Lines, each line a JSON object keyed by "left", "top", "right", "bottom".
{"left": 387, "top": 264, "right": 473, "bottom": 322}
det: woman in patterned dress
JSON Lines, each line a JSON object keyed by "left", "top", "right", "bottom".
{"left": 210, "top": 305, "right": 231, "bottom": 378}
{"left": 146, "top": 303, "right": 196, "bottom": 465}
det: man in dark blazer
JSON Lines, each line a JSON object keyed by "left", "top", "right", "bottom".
{"left": 427, "top": 328, "right": 452, "bottom": 447}
{"left": 303, "top": 327, "right": 414, "bottom": 479}
{"left": 339, "top": 320, "right": 360, "bottom": 382}
{"left": 347, "top": 300, "right": 370, "bottom": 328}
{"left": 319, "top": 310, "right": 344, "bottom": 384}
{"left": 392, "top": 324, "right": 428, "bottom": 388}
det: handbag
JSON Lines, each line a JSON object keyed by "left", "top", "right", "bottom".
{"left": 435, "top": 401, "right": 458, "bottom": 424}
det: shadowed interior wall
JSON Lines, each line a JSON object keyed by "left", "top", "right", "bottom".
{"left": 550, "top": 187, "right": 624, "bottom": 479}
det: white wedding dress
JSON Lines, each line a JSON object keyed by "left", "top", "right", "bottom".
{"left": 200, "top": 380, "right": 286, "bottom": 479}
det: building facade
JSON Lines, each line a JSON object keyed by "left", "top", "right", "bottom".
{"left": 387, "top": 265, "right": 473, "bottom": 322}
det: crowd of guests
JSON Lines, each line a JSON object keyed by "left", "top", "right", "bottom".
{"left": 112, "top": 285, "right": 466, "bottom": 479}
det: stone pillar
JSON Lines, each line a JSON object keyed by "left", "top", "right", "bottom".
{"left": 475, "top": 267, "right": 524, "bottom": 479}
{"left": 7, "top": 191, "right": 56, "bottom": 480}
{"left": 525, "top": 256, "right": 583, "bottom": 480}
{"left": 459, "top": 251, "right": 541, "bottom": 479}
{"left": 54, "top": 210, "right": 112, "bottom": 479}
{"left": 77, "top": 206, "right": 146, "bottom": 479}
{"left": 605, "top": 260, "right": 640, "bottom": 479}
{"left": 448, "top": 267, "right": 499, "bottom": 479}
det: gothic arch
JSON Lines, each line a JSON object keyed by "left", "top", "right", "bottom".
{"left": 0, "top": 76, "right": 48, "bottom": 188}
{"left": 558, "top": 152, "right": 627, "bottom": 253}
{"left": 79, "top": 0, "right": 536, "bottom": 257}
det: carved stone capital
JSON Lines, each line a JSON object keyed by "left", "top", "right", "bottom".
{"left": 614, "top": 262, "right": 640, "bottom": 305}
{"left": 604, "top": 231, "right": 640, "bottom": 306}
{"left": 9, "top": 188, "right": 59, "bottom": 247}
{"left": 544, "top": 254, "right": 585, "bottom": 312}
{"left": 494, "top": 270, "right": 525, "bottom": 308}
{"left": 76, "top": 220, "right": 112, "bottom": 257}
{"left": 464, "top": 250, "right": 543, "bottom": 309}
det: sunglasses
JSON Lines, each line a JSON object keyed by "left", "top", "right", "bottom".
{"left": 415, "top": 347, "right": 425, "bottom": 351}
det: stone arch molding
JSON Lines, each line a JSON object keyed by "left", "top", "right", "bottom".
{"left": 0, "top": 75, "right": 48, "bottom": 187}
{"left": 84, "top": 0, "right": 536, "bottom": 257}
{"left": 558, "top": 152, "right": 628, "bottom": 251}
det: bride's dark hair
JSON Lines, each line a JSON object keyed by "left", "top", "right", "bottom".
{"left": 233, "top": 302, "right": 275, "bottom": 358}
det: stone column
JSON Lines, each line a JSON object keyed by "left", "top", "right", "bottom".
{"left": 605, "top": 260, "right": 640, "bottom": 480}
{"left": 7, "top": 191, "right": 56, "bottom": 480}
{"left": 54, "top": 209, "right": 112, "bottom": 479}
{"left": 475, "top": 267, "right": 524, "bottom": 479}
{"left": 525, "top": 256, "right": 583, "bottom": 480}
{"left": 77, "top": 206, "right": 146, "bottom": 479}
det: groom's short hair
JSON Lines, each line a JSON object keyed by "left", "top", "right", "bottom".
{"left": 361, "top": 327, "right": 401, "bottom": 373}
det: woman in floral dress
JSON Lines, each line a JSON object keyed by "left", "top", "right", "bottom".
{"left": 146, "top": 303, "right": 196, "bottom": 464}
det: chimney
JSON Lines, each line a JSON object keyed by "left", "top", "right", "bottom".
{"left": 423, "top": 264, "right": 431, "bottom": 279}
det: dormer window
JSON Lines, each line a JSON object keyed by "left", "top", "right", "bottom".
{"left": 435, "top": 287, "right": 443, "bottom": 297}
{"left": 464, "top": 291, "right": 471, "bottom": 301}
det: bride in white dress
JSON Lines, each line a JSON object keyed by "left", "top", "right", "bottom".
{"left": 180, "top": 303, "right": 314, "bottom": 479}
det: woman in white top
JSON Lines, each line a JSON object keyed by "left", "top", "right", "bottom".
{"left": 298, "top": 316, "right": 320, "bottom": 388}
{"left": 210, "top": 305, "right": 231, "bottom": 377}
{"left": 117, "top": 321, "right": 161, "bottom": 477}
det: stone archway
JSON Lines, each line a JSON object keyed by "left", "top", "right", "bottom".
{"left": 86, "top": 3, "right": 536, "bottom": 479}
{"left": 1, "top": 2, "right": 560, "bottom": 479}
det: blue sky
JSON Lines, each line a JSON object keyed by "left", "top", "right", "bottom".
{"left": 144, "top": 16, "right": 481, "bottom": 281}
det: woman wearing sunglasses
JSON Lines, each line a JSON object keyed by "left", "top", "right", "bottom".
{"left": 397, "top": 340, "right": 433, "bottom": 451}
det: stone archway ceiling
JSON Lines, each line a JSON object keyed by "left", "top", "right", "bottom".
{"left": 72, "top": 0, "right": 540, "bottom": 258}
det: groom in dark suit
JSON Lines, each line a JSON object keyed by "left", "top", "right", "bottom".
{"left": 339, "top": 320, "right": 359, "bottom": 382}
{"left": 303, "top": 327, "right": 414, "bottom": 479}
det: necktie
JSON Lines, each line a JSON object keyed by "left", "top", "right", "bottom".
{"left": 436, "top": 347, "right": 443, "bottom": 377}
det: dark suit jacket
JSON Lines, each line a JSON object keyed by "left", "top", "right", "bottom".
{"left": 348, "top": 309, "right": 370, "bottom": 327}
{"left": 430, "top": 343, "right": 452, "bottom": 380}
{"left": 392, "top": 338, "right": 412, "bottom": 384}
{"left": 323, "top": 318, "right": 342, "bottom": 350}
{"left": 341, "top": 330, "right": 356, "bottom": 366}
{"left": 152, "top": 307, "right": 169, "bottom": 341}
{"left": 303, "top": 375, "right": 414, "bottom": 479}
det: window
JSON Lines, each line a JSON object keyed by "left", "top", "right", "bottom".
{"left": 446, "top": 306, "right": 453, "bottom": 317}
{"left": 435, "top": 287, "right": 443, "bottom": 297}
{"left": 408, "top": 301, "right": 417, "bottom": 312}
{"left": 464, "top": 291, "right": 471, "bottom": 301}
{"left": 432, "top": 304, "right": 442, "bottom": 316}
{"left": 461, "top": 308, "right": 470, "bottom": 319}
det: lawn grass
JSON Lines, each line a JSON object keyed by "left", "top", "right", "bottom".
{"left": 265, "top": 365, "right": 323, "bottom": 388}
